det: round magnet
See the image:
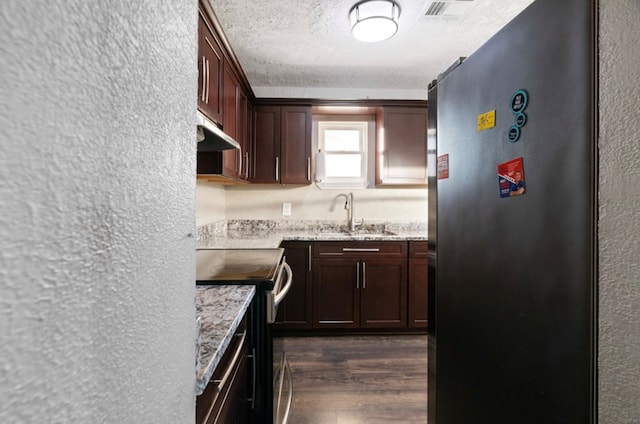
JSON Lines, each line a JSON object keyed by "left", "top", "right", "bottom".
{"left": 515, "top": 112, "right": 527, "bottom": 127}
{"left": 507, "top": 125, "right": 520, "bottom": 143}
{"left": 510, "top": 89, "right": 528, "bottom": 114}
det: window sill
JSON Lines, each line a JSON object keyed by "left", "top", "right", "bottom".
{"left": 315, "top": 179, "right": 369, "bottom": 190}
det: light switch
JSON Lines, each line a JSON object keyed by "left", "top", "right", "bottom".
{"left": 282, "top": 202, "right": 292, "bottom": 216}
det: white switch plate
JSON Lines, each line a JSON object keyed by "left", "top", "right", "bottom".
{"left": 282, "top": 202, "right": 292, "bottom": 216}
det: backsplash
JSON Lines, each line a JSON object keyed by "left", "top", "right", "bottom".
{"left": 196, "top": 220, "right": 227, "bottom": 247}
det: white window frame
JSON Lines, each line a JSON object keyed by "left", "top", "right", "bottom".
{"left": 316, "top": 121, "right": 369, "bottom": 189}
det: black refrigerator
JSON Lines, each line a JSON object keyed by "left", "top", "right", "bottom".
{"left": 427, "top": 0, "right": 597, "bottom": 422}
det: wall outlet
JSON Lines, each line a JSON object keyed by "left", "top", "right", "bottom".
{"left": 282, "top": 202, "right": 292, "bottom": 216}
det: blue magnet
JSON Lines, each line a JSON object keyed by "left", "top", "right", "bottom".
{"left": 507, "top": 125, "right": 520, "bottom": 143}
{"left": 510, "top": 89, "right": 528, "bottom": 114}
{"left": 515, "top": 112, "right": 527, "bottom": 127}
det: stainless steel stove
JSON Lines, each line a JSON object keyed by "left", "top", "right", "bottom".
{"left": 196, "top": 248, "right": 293, "bottom": 424}
{"left": 196, "top": 248, "right": 284, "bottom": 283}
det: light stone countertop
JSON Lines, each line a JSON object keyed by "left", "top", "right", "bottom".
{"left": 198, "top": 220, "right": 427, "bottom": 249}
{"left": 195, "top": 285, "right": 255, "bottom": 395}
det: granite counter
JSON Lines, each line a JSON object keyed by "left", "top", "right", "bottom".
{"left": 198, "top": 220, "right": 427, "bottom": 249}
{"left": 195, "top": 285, "right": 255, "bottom": 395}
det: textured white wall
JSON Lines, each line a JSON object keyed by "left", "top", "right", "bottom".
{"left": 0, "top": 1, "right": 198, "bottom": 423}
{"left": 598, "top": 0, "right": 640, "bottom": 422}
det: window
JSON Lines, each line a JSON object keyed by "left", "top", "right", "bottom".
{"left": 316, "top": 121, "right": 368, "bottom": 188}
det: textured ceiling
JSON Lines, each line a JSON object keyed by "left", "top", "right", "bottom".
{"left": 209, "top": 0, "right": 535, "bottom": 99}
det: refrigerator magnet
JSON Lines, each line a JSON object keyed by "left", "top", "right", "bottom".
{"left": 507, "top": 125, "right": 520, "bottom": 143}
{"left": 510, "top": 89, "right": 528, "bottom": 114}
{"left": 477, "top": 110, "right": 496, "bottom": 131}
{"left": 437, "top": 154, "right": 449, "bottom": 180}
{"left": 497, "top": 157, "right": 525, "bottom": 198}
{"left": 515, "top": 112, "right": 527, "bottom": 127}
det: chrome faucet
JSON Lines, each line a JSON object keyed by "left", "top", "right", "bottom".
{"left": 344, "top": 192, "right": 363, "bottom": 232}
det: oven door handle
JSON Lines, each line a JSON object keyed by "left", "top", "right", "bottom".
{"left": 266, "top": 261, "right": 293, "bottom": 324}
{"left": 274, "top": 262, "right": 293, "bottom": 307}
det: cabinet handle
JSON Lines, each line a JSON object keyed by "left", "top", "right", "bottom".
{"left": 275, "top": 157, "right": 280, "bottom": 182}
{"left": 237, "top": 146, "right": 242, "bottom": 175}
{"left": 274, "top": 262, "right": 293, "bottom": 307}
{"left": 213, "top": 330, "right": 246, "bottom": 395}
{"left": 362, "top": 262, "right": 366, "bottom": 289}
{"left": 249, "top": 347, "right": 256, "bottom": 409}
{"left": 244, "top": 152, "right": 249, "bottom": 179}
{"left": 356, "top": 263, "right": 360, "bottom": 289}
{"left": 307, "top": 157, "right": 311, "bottom": 181}
{"left": 200, "top": 56, "right": 206, "bottom": 102}
{"left": 308, "top": 245, "right": 312, "bottom": 272}
{"left": 342, "top": 248, "right": 380, "bottom": 252}
{"left": 205, "top": 59, "right": 210, "bottom": 103}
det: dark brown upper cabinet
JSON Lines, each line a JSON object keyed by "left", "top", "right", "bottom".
{"left": 252, "top": 105, "right": 312, "bottom": 185}
{"left": 376, "top": 106, "right": 428, "bottom": 186}
{"left": 197, "top": 61, "right": 251, "bottom": 183}
{"left": 221, "top": 63, "right": 243, "bottom": 180}
{"left": 197, "top": 9, "right": 223, "bottom": 126}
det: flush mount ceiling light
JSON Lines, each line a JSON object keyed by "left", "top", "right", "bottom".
{"left": 349, "top": 0, "right": 401, "bottom": 43}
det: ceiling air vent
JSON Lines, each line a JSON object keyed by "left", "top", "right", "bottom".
{"left": 424, "top": 0, "right": 473, "bottom": 17}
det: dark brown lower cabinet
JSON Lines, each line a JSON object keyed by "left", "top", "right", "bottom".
{"left": 360, "top": 258, "right": 407, "bottom": 328}
{"left": 408, "top": 257, "right": 428, "bottom": 328}
{"left": 408, "top": 241, "right": 428, "bottom": 328}
{"left": 312, "top": 241, "right": 408, "bottom": 330}
{"left": 313, "top": 258, "right": 360, "bottom": 329}
{"left": 276, "top": 240, "right": 426, "bottom": 334}
{"left": 196, "top": 315, "right": 250, "bottom": 424}
{"left": 274, "top": 241, "right": 313, "bottom": 331}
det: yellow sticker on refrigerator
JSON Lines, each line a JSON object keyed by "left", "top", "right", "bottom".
{"left": 477, "top": 110, "right": 496, "bottom": 131}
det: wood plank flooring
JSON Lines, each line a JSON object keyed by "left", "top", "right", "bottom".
{"left": 275, "top": 335, "right": 428, "bottom": 424}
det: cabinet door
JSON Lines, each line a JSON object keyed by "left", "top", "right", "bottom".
{"left": 281, "top": 106, "right": 311, "bottom": 184}
{"left": 408, "top": 258, "right": 428, "bottom": 328}
{"left": 252, "top": 106, "right": 281, "bottom": 183}
{"left": 240, "top": 93, "right": 253, "bottom": 181}
{"left": 196, "top": 316, "right": 250, "bottom": 424}
{"left": 236, "top": 88, "right": 249, "bottom": 181}
{"left": 244, "top": 100, "right": 254, "bottom": 180}
{"left": 197, "top": 12, "right": 223, "bottom": 125}
{"left": 409, "top": 241, "right": 428, "bottom": 258}
{"left": 275, "top": 242, "right": 313, "bottom": 331}
{"left": 210, "top": 351, "right": 250, "bottom": 424}
{"left": 313, "top": 258, "right": 360, "bottom": 329}
{"left": 221, "top": 64, "right": 241, "bottom": 178}
{"left": 360, "top": 258, "right": 408, "bottom": 328}
{"left": 376, "top": 107, "right": 428, "bottom": 186}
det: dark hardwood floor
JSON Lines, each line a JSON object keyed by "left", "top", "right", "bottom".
{"left": 275, "top": 335, "right": 428, "bottom": 424}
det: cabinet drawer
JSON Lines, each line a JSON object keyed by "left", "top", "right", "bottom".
{"left": 196, "top": 316, "right": 249, "bottom": 424}
{"left": 314, "top": 241, "right": 407, "bottom": 258}
{"left": 409, "top": 241, "right": 428, "bottom": 258}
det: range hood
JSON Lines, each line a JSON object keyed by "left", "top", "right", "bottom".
{"left": 196, "top": 111, "right": 240, "bottom": 151}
